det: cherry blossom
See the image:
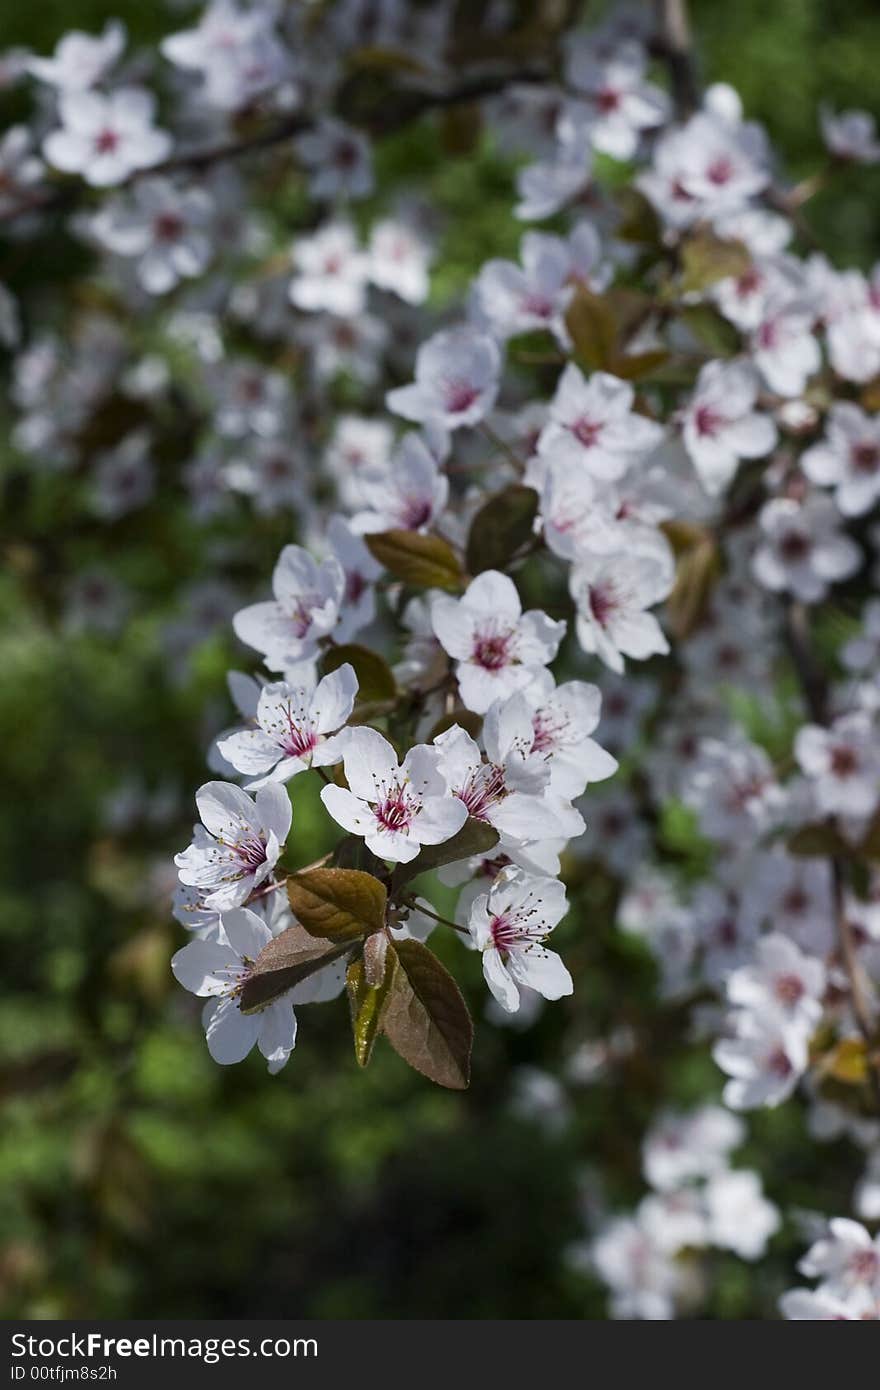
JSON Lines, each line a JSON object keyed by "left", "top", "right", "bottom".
{"left": 537, "top": 364, "right": 664, "bottom": 482}
{"left": 801, "top": 402, "right": 880, "bottom": 517}
{"left": 320, "top": 726, "right": 467, "bottom": 863}
{"left": 295, "top": 119, "right": 373, "bottom": 201}
{"left": 681, "top": 360, "right": 777, "bottom": 496}
{"left": 349, "top": 432, "right": 449, "bottom": 535}
{"left": 27, "top": 20, "right": 125, "bottom": 91}
{"left": 431, "top": 570, "right": 564, "bottom": 714}
{"left": 820, "top": 106, "right": 880, "bottom": 164}
{"left": 368, "top": 217, "right": 432, "bottom": 305}
{"left": 171, "top": 907, "right": 298, "bottom": 1070}
{"left": 232, "top": 545, "right": 345, "bottom": 670}
{"left": 217, "top": 664, "right": 358, "bottom": 788}
{"left": 386, "top": 326, "right": 500, "bottom": 430}
{"left": 88, "top": 178, "right": 215, "bottom": 295}
{"left": 564, "top": 38, "right": 669, "bottom": 161}
{"left": 289, "top": 222, "right": 369, "bottom": 317}
{"left": 569, "top": 549, "right": 671, "bottom": 673}
{"left": 174, "top": 781, "right": 292, "bottom": 911}
{"left": 43, "top": 87, "right": 172, "bottom": 187}
{"left": 466, "top": 867, "right": 572, "bottom": 1013}
{"left": 794, "top": 712, "right": 880, "bottom": 821}
{"left": 714, "top": 1008, "right": 809, "bottom": 1110}
{"left": 752, "top": 494, "right": 861, "bottom": 603}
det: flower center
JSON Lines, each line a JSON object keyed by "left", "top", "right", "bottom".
{"left": 588, "top": 581, "right": 617, "bottom": 628}
{"left": 444, "top": 380, "right": 479, "bottom": 415}
{"left": 473, "top": 630, "right": 513, "bottom": 670}
{"left": 288, "top": 597, "right": 317, "bottom": 639}
{"left": 706, "top": 155, "right": 734, "bottom": 186}
{"left": 334, "top": 140, "right": 359, "bottom": 170}
{"left": 850, "top": 1249, "right": 880, "bottom": 1281}
{"left": 401, "top": 496, "right": 432, "bottom": 529}
{"left": 345, "top": 569, "right": 367, "bottom": 604}
{"left": 531, "top": 708, "right": 569, "bottom": 754}
{"left": 154, "top": 212, "right": 184, "bottom": 242}
{"left": 216, "top": 956, "right": 255, "bottom": 1002}
{"left": 779, "top": 530, "right": 810, "bottom": 562}
{"left": 490, "top": 912, "right": 521, "bottom": 952}
{"left": 782, "top": 887, "right": 809, "bottom": 916}
{"left": 596, "top": 86, "right": 621, "bottom": 114}
{"left": 571, "top": 415, "right": 602, "bottom": 448}
{"left": 737, "top": 267, "right": 763, "bottom": 297}
{"left": 94, "top": 127, "right": 120, "bottom": 155}
{"left": 458, "top": 763, "right": 507, "bottom": 820}
{"left": 232, "top": 832, "right": 268, "bottom": 872}
{"left": 774, "top": 973, "right": 805, "bottom": 1007}
{"left": 852, "top": 442, "right": 880, "bottom": 473}
{"left": 830, "top": 744, "right": 858, "bottom": 778}
{"left": 694, "top": 404, "right": 724, "bottom": 438}
{"left": 768, "top": 1046, "right": 793, "bottom": 1079}
{"left": 375, "top": 793, "right": 413, "bottom": 833}
{"left": 522, "top": 292, "right": 554, "bottom": 319}
{"left": 279, "top": 712, "right": 318, "bottom": 759}
{"left": 266, "top": 454, "right": 292, "bottom": 479}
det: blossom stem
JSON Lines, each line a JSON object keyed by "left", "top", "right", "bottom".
{"left": 401, "top": 898, "right": 468, "bottom": 935}
{"left": 247, "top": 876, "right": 289, "bottom": 902}
{"left": 479, "top": 422, "right": 526, "bottom": 473}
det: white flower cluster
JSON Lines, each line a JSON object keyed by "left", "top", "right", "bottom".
{"left": 571, "top": 1105, "right": 779, "bottom": 1320}
{"left": 5, "top": 0, "right": 880, "bottom": 1321}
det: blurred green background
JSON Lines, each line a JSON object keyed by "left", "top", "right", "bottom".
{"left": 1, "top": 1, "right": 878, "bottom": 1319}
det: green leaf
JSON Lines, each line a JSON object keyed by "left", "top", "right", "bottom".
{"left": 613, "top": 187, "right": 662, "bottom": 246}
{"left": 859, "top": 810, "right": 880, "bottom": 861}
{"left": 365, "top": 529, "right": 464, "bottom": 592}
{"left": 346, "top": 941, "right": 399, "bottom": 1067}
{"left": 564, "top": 287, "right": 618, "bottom": 370}
{"left": 288, "top": 867, "right": 387, "bottom": 940}
{"left": 787, "top": 822, "right": 850, "bottom": 858}
{"left": 332, "top": 836, "right": 388, "bottom": 878}
{"left": 239, "top": 923, "right": 353, "bottom": 1013}
{"left": 391, "top": 818, "right": 500, "bottom": 890}
{"left": 610, "top": 350, "right": 670, "bottom": 381}
{"left": 380, "top": 938, "right": 473, "bottom": 1090}
{"left": 465, "top": 485, "right": 538, "bottom": 575}
{"left": 320, "top": 643, "right": 396, "bottom": 702}
{"left": 680, "top": 230, "right": 751, "bottom": 293}
{"left": 679, "top": 304, "right": 741, "bottom": 357}
{"left": 819, "top": 1037, "right": 868, "bottom": 1085}
{"left": 427, "top": 707, "right": 483, "bottom": 741}
{"left": 660, "top": 522, "right": 721, "bottom": 641}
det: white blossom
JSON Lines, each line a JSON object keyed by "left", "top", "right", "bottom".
{"left": 467, "top": 866, "right": 572, "bottom": 1013}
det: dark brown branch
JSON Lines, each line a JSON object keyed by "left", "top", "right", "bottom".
{"left": 652, "top": 0, "right": 700, "bottom": 120}
{"left": 783, "top": 599, "right": 880, "bottom": 1109}
{"left": 0, "top": 66, "right": 550, "bottom": 226}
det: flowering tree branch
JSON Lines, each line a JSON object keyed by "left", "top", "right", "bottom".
{"left": 6, "top": 0, "right": 880, "bottom": 1322}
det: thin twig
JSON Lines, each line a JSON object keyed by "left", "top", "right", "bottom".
{"left": 402, "top": 898, "right": 467, "bottom": 935}
{"left": 479, "top": 421, "right": 526, "bottom": 474}
{"left": 247, "top": 876, "right": 289, "bottom": 902}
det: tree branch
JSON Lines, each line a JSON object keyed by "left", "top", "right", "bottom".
{"left": 783, "top": 598, "right": 880, "bottom": 1109}
{"left": 0, "top": 66, "right": 550, "bottom": 226}
{"left": 652, "top": 0, "right": 700, "bottom": 120}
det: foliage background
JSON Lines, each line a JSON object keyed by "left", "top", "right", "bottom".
{"left": 1, "top": 0, "right": 878, "bottom": 1319}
